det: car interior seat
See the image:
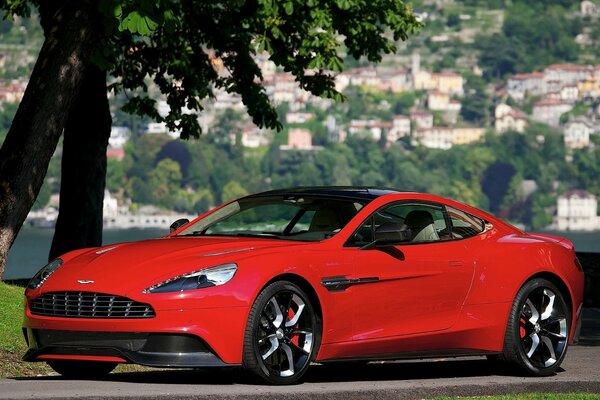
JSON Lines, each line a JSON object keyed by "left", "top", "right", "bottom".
{"left": 404, "top": 210, "right": 439, "bottom": 242}
{"left": 309, "top": 209, "right": 343, "bottom": 232}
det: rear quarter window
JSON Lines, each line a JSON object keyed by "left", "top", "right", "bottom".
{"left": 446, "top": 206, "right": 485, "bottom": 239}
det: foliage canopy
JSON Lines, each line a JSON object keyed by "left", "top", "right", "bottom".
{"left": 4, "top": 0, "right": 422, "bottom": 138}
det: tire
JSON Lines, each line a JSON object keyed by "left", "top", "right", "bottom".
{"left": 242, "top": 280, "right": 321, "bottom": 384}
{"left": 499, "top": 278, "right": 570, "bottom": 376}
{"left": 47, "top": 360, "right": 117, "bottom": 379}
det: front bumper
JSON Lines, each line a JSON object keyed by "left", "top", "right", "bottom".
{"left": 23, "top": 305, "right": 250, "bottom": 365}
{"left": 23, "top": 329, "right": 235, "bottom": 367}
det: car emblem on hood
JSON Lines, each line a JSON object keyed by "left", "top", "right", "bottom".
{"left": 77, "top": 280, "right": 95, "bottom": 284}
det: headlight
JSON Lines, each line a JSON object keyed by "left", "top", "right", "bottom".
{"left": 28, "top": 259, "right": 63, "bottom": 289}
{"left": 143, "top": 263, "right": 237, "bottom": 293}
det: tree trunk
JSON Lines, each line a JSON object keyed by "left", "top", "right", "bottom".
{"left": 0, "top": 0, "right": 101, "bottom": 278}
{"left": 49, "top": 67, "right": 111, "bottom": 261}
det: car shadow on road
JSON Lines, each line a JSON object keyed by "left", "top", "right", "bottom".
{"left": 11, "top": 358, "right": 563, "bottom": 385}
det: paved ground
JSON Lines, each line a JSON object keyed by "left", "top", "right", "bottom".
{"left": 1, "top": 309, "right": 599, "bottom": 400}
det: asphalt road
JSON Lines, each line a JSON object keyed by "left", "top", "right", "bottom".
{"left": 2, "top": 309, "right": 599, "bottom": 400}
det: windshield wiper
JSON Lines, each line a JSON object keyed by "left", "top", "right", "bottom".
{"left": 181, "top": 231, "right": 205, "bottom": 236}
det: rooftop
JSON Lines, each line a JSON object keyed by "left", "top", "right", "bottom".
{"left": 253, "top": 186, "right": 404, "bottom": 201}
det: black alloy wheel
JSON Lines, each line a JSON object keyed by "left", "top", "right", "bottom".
{"left": 499, "top": 278, "right": 570, "bottom": 376}
{"left": 243, "top": 280, "right": 320, "bottom": 384}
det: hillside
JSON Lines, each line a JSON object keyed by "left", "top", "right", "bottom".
{"left": 2, "top": 0, "right": 600, "bottom": 230}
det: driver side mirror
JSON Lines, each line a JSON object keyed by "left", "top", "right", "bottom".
{"left": 360, "top": 222, "right": 411, "bottom": 250}
{"left": 169, "top": 218, "right": 189, "bottom": 233}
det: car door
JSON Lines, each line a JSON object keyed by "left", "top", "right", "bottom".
{"left": 345, "top": 201, "right": 476, "bottom": 341}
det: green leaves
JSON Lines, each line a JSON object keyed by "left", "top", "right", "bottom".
{"left": 334, "top": 0, "right": 353, "bottom": 10}
{"left": 1, "top": 0, "right": 31, "bottom": 19}
{"left": 283, "top": 1, "right": 294, "bottom": 15}
{"left": 95, "top": 0, "right": 421, "bottom": 135}
{"left": 118, "top": 10, "right": 158, "bottom": 35}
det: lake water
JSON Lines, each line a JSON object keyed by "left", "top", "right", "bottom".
{"left": 4, "top": 227, "right": 165, "bottom": 280}
{"left": 3, "top": 227, "right": 600, "bottom": 280}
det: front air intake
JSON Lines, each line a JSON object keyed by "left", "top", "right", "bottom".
{"left": 30, "top": 292, "right": 155, "bottom": 318}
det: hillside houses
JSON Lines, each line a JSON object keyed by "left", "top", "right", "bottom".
{"left": 581, "top": 0, "right": 600, "bottom": 16}
{"left": 0, "top": 79, "right": 27, "bottom": 103}
{"left": 347, "top": 119, "right": 393, "bottom": 141}
{"left": 563, "top": 116, "right": 599, "bottom": 150}
{"left": 410, "top": 109, "right": 434, "bottom": 129}
{"left": 555, "top": 190, "right": 600, "bottom": 231}
{"left": 507, "top": 64, "right": 600, "bottom": 102}
{"left": 507, "top": 73, "right": 545, "bottom": 100}
{"left": 495, "top": 104, "right": 528, "bottom": 133}
{"left": 335, "top": 67, "right": 411, "bottom": 93}
{"left": 412, "top": 126, "right": 484, "bottom": 149}
{"left": 131, "top": 58, "right": 600, "bottom": 156}
{"left": 280, "top": 128, "right": 316, "bottom": 151}
{"left": 531, "top": 99, "right": 573, "bottom": 127}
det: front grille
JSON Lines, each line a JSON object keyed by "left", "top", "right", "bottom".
{"left": 30, "top": 292, "right": 155, "bottom": 318}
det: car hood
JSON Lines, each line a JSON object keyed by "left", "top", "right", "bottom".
{"left": 40, "top": 236, "right": 305, "bottom": 294}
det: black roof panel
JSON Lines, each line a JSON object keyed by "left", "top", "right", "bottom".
{"left": 250, "top": 186, "right": 405, "bottom": 201}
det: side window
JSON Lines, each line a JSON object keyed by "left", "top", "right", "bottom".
{"left": 349, "top": 202, "right": 450, "bottom": 246}
{"left": 446, "top": 206, "right": 485, "bottom": 239}
{"left": 289, "top": 210, "right": 315, "bottom": 233}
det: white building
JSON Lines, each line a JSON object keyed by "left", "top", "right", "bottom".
{"left": 285, "top": 112, "right": 314, "bottom": 124}
{"left": 427, "top": 91, "right": 450, "bottom": 111}
{"left": 531, "top": 99, "right": 573, "bottom": 127}
{"left": 555, "top": 190, "right": 600, "bottom": 231}
{"left": 413, "top": 127, "right": 454, "bottom": 150}
{"left": 560, "top": 85, "right": 580, "bottom": 103}
{"left": 347, "top": 119, "right": 392, "bottom": 141}
{"left": 108, "top": 126, "right": 131, "bottom": 149}
{"left": 452, "top": 127, "right": 486, "bottom": 145}
{"left": 494, "top": 104, "right": 528, "bottom": 133}
{"left": 387, "top": 115, "right": 411, "bottom": 143}
{"left": 146, "top": 122, "right": 181, "bottom": 139}
{"left": 581, "top": 0, "right": 600, "bottom": 16}
{"left": 507, "top": 73, "right": 545, "bottom": 100}
{"left": 544, "top": 64, "right": 594, "bottom": 88}
{"left": 103, "top": 190, "right": 119, "bottom": 219}
{"left": 410, "top": 109, "right": 434, "bottom": 130}
{"left": 564, "top": 117, "right": 596, "bottom": 150}
{"left": 239, "top": 123, "right": 271, "bottom": 148}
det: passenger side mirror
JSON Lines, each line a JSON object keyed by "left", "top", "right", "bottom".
{"left": 360, "top": 222, "right": 411, "bottom": 250}
{"left": 169, "top": 218, "right": 189, "bottom": 233}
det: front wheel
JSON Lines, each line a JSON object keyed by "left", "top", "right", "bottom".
{"left": 500, "top": 278, "right": 570, "bottom": 376}
{"left": 242, "top": 281, "right": 320, "bottom": 384}
{"left": 48, "top": 360, "right": 117, "bottom": 379}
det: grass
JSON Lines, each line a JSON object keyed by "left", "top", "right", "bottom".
{"left": 0, "top": 282, "right": 51, "bottom": 377}
{"left": 0, "top": 282, "right": 25, "bottom": 352}
{"left": 434, "top": 395, "right": 600, "bottom": 400}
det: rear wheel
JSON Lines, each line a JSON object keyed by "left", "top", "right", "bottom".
{"left": 48, "top": 360, "right": 117, "bottom": 379}
{"left": 500, "top": 278, "right": 570, "bottom": 376}
{"left": 242, "top": 281, "right": 320, "bottom": 384}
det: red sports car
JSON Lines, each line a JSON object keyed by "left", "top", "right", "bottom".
{"left": 23, "top": 187, "right": 584, "bottom": 384}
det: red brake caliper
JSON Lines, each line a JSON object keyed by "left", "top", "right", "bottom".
{"left": 520, "top": 316, "right": 527, "bottom": 339}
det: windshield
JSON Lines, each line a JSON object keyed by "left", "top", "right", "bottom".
{"left": 177, "top": 195, "right": 366, "bottom": 242}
